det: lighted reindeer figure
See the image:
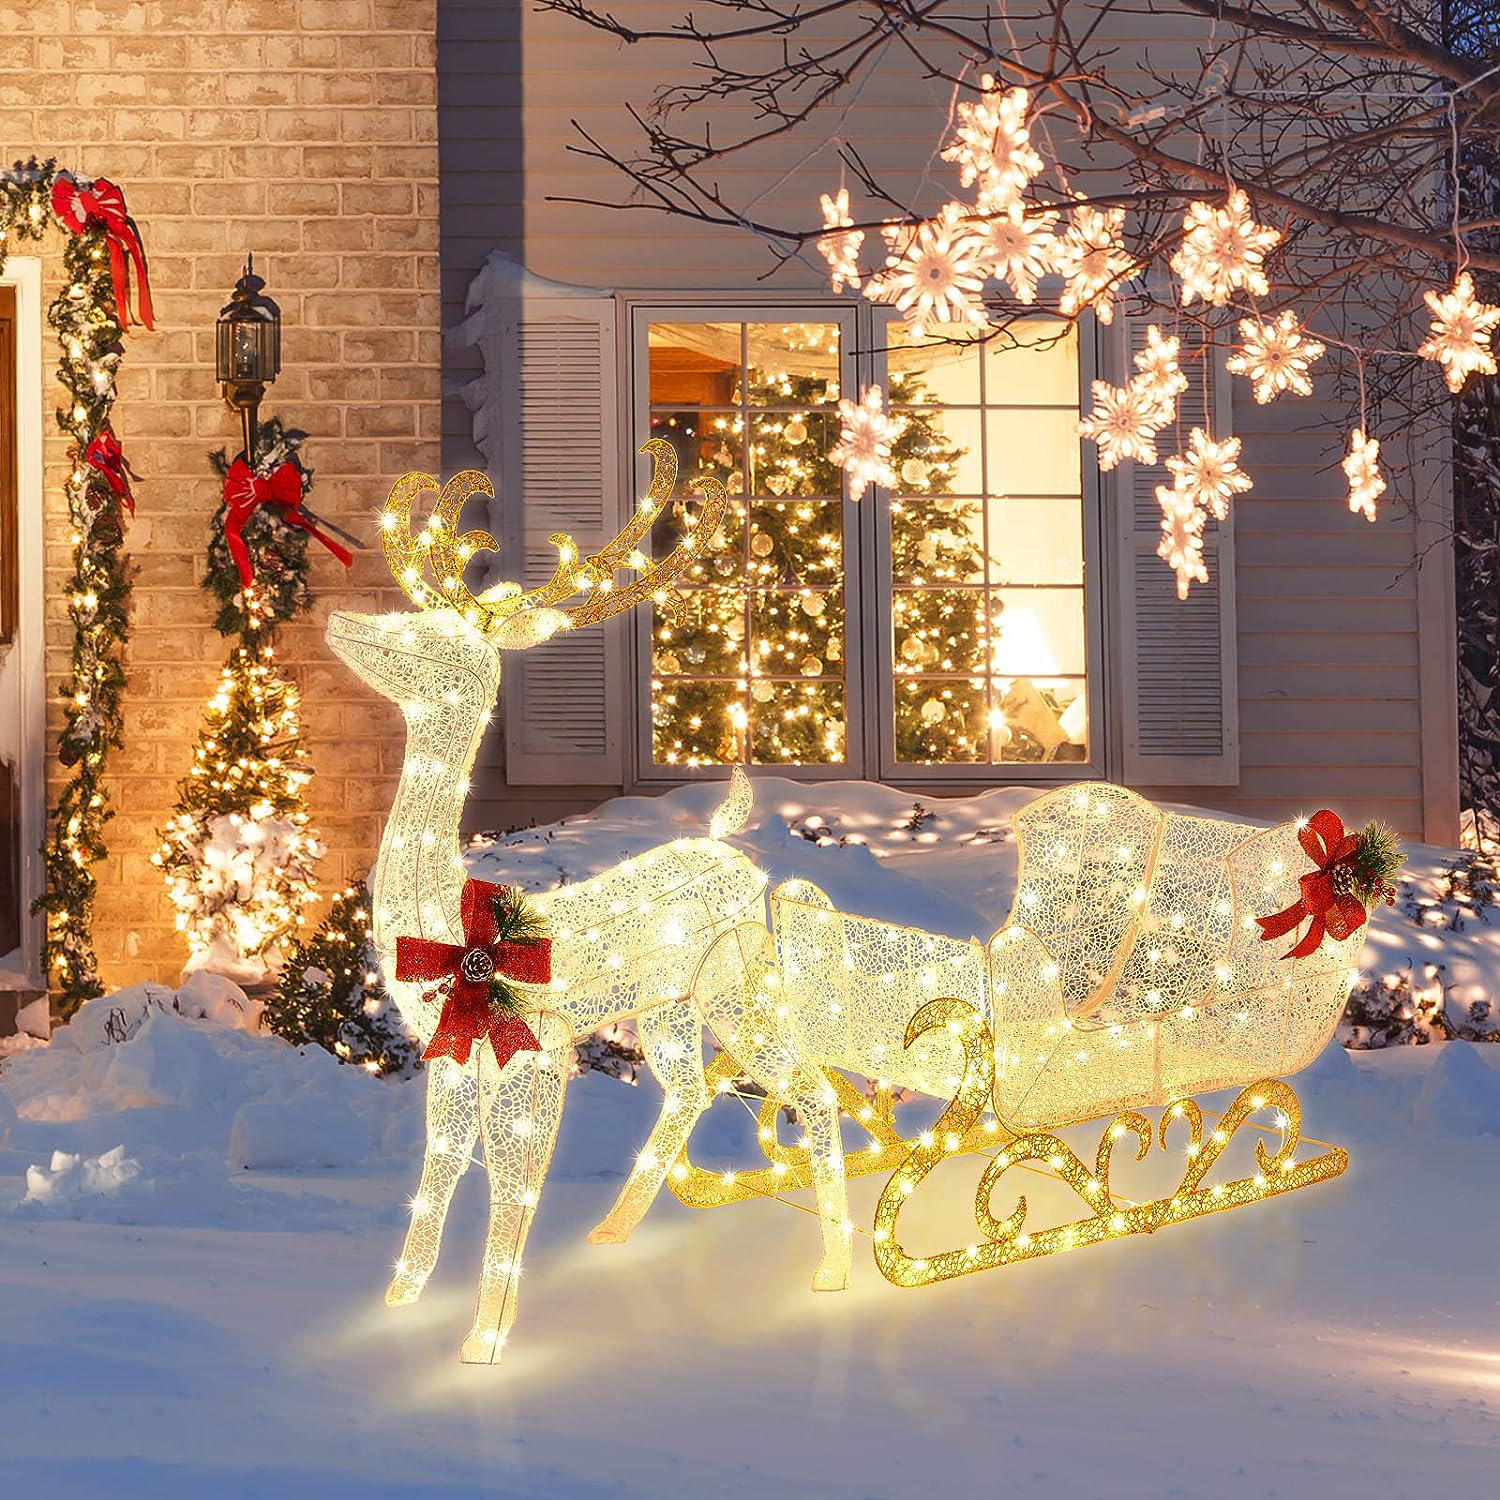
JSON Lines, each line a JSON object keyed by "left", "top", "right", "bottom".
{"left": 327, "top": 440, "right": 768, "bottom": 1362}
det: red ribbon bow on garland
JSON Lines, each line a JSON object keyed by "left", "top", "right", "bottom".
{"left": 49, "top": 174, "right": 155, "bottom": 332}
{"left": 222, "top": 457, "right": 354, "bottom": 589}
{"left": 395, "top": 879, "right": 552, "bottom": 1067}
{"left": 83, "top": 425, "right": 138, "bottom": 515}
{"left": 1254, "top": 809, "right": 1368, "bottom": 960}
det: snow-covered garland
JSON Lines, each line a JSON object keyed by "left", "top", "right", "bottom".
{"left": 819, "top": 80, "right": 1500, "bottom": 599}
{"left": 153, "top": 420, "right": 346, "bottom": 983}
{"left": 0, "top": 158, "right": 153, "bottom": 1013}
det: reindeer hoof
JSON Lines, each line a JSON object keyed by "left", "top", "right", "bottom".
{"left": 459, "top": 1328, "right": 508, "bottom": 1365}
{"left": 384, "top": 1271, "right": 427, "bottom": 1308}
{"left": 812, "top": 1263, "right": 850, "bottom": 1293}
{"left": 587, "top": 1221, "right": 630, "bottom": 1245}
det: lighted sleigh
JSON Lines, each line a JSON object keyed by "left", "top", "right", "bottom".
{"left": 672, "top": 783, "right": 1379, "bottom": 1285}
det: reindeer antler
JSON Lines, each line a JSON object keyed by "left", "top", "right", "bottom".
{"left": 379, "top": 438, "right": 728, "bottom": 637}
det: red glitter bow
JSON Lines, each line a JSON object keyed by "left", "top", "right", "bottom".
{"left": 222, "top": 457, "right": 354, "bottom": 589}
{"left": 50, "top": 174, "right": 155, "bottom": 332}
{"left": 83, "top": 425, "right": 138, "bottom": 515}
{"left": 1255, "top": 809, "right": 1368, "bottom": 960}
{"left": 394, "top": 879, "right": 552, "bottom": 1067}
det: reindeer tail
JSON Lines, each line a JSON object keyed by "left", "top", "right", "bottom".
{"left": 709, "top": 765, "right": 753, "bottom": 840}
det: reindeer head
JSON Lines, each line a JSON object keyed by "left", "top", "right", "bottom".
{"left": 326, "top": 439, "right": 728, "bottom": 722}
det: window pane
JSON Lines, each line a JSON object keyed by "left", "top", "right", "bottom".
{"left": 990, "top": 589, "right": 1087, "bottom": 678}
{"left": 983, "top": 319, "right": 1080, "bottom": 405}
{"left": 986, "top": 497, "right": 1083, "bottom": 585}
{"left": 985, "top": 408, "right": 1082, "bottom": 494}
{"left": 893, "top": 589, "right": 988, "bottom": 674}
{"left": 645, "top": 318, "right": 850, "bottom": 766}
{"left": 894, "top": 677, "right": 989, "bottom": 764}
{"left": 891, "top": 496, "right": 987, "bottom": 585}
{"left": 745, "top": 323, "right": 840, "bottom": 405}
{"left": 993, "top": 677, "right": 1088, "bottom": 763}
{"left": 886, "top": 321, "right": 983, "bottom": 404}
{"left": 888, "top": 408, "right": 982, "bottom": 496}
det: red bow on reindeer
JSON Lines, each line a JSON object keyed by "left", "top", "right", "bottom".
{"left": 83, "top": 425, "right": 138, "bottom": 515}
{"left": 1254, "top": 809, "right": 1368, "bottom": 960}
{"left": 222, "top": 457, "right": 354, "bottom": 589}
{"left": 50, "top": 174, "right": 155, "bottom": 332}
{"left": 395, "top": 879, "right": 552, "bottom": 1067}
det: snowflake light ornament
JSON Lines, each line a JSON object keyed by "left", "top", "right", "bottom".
{"left": 1164, "top": 429, "right": 1253, "bottom": 520}
{"left": 1342, "top": 427, "right": 1385, "bottom": 522}
{"left": 966, "top": 200, "right": 1057, "bottom": 303}
{"left": 831, "top": 384, "right": 899, "bottom": 501}
{"left": 817, "top": 188, "right": 864, "bottom": 294}
{"left": 870, "top": 204, "right": 987, "bottom": 335}
{"left": 1226, "top": 311, "right": 1325, "bottom": 403}
{"left": 942, "top": 76, "right": 1043, "bottom": 209}
{"left": 1133, "top": 324, "right": 1189, "bottom": 423}
{"left": 1156, "top": 484, "right": 1210, "bottom": 599}
{"left": 1079, "top": 378, "right": 1167, "bottom": 469}
{"left": 1418, "top": 272, "right": 1500, "bottom": 393}
{"left": 1171, "top": 189, "right": 1281, "bottom": 307}
{"left": 1055, "top": 203, "right": 1139, "bottom": 325}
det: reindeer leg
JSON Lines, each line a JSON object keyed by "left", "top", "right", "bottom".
{"left": 387, "top": 1057, "right": 480, "bottom": 1307}
{"left": 694, "top": 922, "right": 854, "bottom": 1292}
{"left": 588, "top": 1000, "right": 708, "bottom": 1245}
{"left": 460, "top": 1012, "right": 571, "bottom": 1365}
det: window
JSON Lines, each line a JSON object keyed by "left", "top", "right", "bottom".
{"left": 640, "top": 315, "right": 860, "bottom": 769}
{"left": 881, "top": 318, "right": 1092, "bottom": 768}
{"left": 632, "top": 305, "right": 1096, "bottom": 781}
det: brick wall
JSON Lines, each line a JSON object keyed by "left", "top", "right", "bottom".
{"left": 0, "top": 0, "right": 440, "bottom": 987}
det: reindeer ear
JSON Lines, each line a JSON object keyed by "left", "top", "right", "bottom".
{"left": 490, "top": 608, "right": 571, "bottom": 652}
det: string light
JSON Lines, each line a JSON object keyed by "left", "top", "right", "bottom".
{"left": 1055, "top": 202, "right": 1138, "bottom": 324}
{"left": 941, "top": 76, "right": 1043, "bottom": 208}
{"left": 1132, "top": 324, "right": 1189, "bottom": 421}
{"left": 1164, "top": 428, "right": 1253, "bottom": 520}
{"left": 1342, "top": 427, "right": 1386, "bottom": 521}
{"left": 1078, "top": 377, "right": 1167, "bottom": 469}
{"left": 1171, "top": 189, "right": 1281, "bottom": 306}
{"left": 816, "top": 187, "right": 863, "bottom": 293}
{"left": 868, "top": 203, "right": 987, "bottom": 334}
{"left": 1156, "top": 482, "right": 1210, "bottom": 599}
{"left": 1417, "top": 271, "right": 1500, "bottom": 393}
{"left": 1226, "top": 311, "right": 1325, "bottom": 402}
{"left": 964, "top": 199, "right": 1057, "bottom": 303}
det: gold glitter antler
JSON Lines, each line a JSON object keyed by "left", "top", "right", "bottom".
{"left": 379, "top": 438, "right": 727, "bottom": 636}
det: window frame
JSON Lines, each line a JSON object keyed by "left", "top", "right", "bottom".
{"left": 628, "top": 302, "right": 868, "bottom": 782}
{"left": 865, "top": 304, "right": 1108, "bottom": 783}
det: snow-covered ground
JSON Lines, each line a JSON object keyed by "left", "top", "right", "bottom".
{"left": 3, "top": 778, "right": 1499, "bottom": 1499}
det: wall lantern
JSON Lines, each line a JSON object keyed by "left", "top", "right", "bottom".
{"left": 216, "top": 254, "right": 281, "bottom": 460}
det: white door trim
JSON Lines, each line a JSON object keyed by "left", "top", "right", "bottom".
{"left": 1, "top": 255, "right": 47, "bottom": 983}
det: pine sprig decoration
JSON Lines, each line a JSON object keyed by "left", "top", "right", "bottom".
{"left": 1333, "top": 821, "right": 1405, "bottom": 909}
{"left": 205, "top": 418, "right": 315, "bottom": 639}
{"left": 486, "top": 888, "right": 549, "bottom": 1020}
{"left": 3, "top": 157, "right": 140, "bottom": 1013}
{"left": 264, "top": 881, "right": 420, "bottom": 1076}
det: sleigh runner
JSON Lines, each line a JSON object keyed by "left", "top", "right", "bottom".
{"left": 670, "top": 783, "right": 1369, "bottom": 1286}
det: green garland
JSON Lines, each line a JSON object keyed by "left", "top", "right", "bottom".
{"left": 1, "top": 158, "right": 143, "bottom": 1014}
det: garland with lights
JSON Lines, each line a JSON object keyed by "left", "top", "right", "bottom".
{"left": 0, "top": 158, "right": 153, "bottom": 1013}
{"left": 153, "top": 420, "right": 333, "bottom": 982}
{"left": 263, "top": 879, "right": 420, "bottom": 1075}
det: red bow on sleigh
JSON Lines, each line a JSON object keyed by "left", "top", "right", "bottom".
{"left": 222, "top": 457, "right": 354, "bottom": 589}
{"left": 50, "top": 174, "right": 155, "bottom": 332}
{"left": 1254, "top": 809, "right": 1368, "bottom": 960}
{"left": 395, "top": 879, "right": 552, "bottom": 1067}
{"left": 83, "top": 425, "right": 138, "bottom": 515}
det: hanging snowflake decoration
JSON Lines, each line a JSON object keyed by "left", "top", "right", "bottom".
{"left": 1226, "top": 311, "right": 1325, "bottom": 403}
{"left": 869, "top": 204, "right": 988, "bottom": 334}
{"left": 830, "top": 384, "right": 899, "bottom": 501}
{"left": 1342, "top": 427, "right": 1385, "bottom": 522}
{"left": 965, "top": 200, "right": 1057, "bottom": 303}
{"left": 1156, "top": 484, "right": 1210, "bottom": 600}
{"left": 1132, "top": 324, "right": 1189, "bottom": 423}
{"left": 1171, "top": 189, "right": 1281, "bottom": 307}
{"left": 941, "top": 76, "right": 1044, "bottom": 209}
{"left": 1078, "top": 378, "right": 1167, "bottom": 469}
{"left": 817, "top": 188, "right": 864, "bottom": 294}
{"left": 1417, "top": 271, "right": 1500, "bottom": 394}
{"left": 1055, "top": 203, "right": 1139, "bottom": 324}
{"left": 1164, "top": 429, "right": 1253, "bottom": 519}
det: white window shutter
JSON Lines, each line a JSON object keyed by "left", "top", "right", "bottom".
{"left": 1115, "top": 316, "right": 1240, "bottom": 786}
{"left": 496, "top": 295, "right": 626, "bottom": 785}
